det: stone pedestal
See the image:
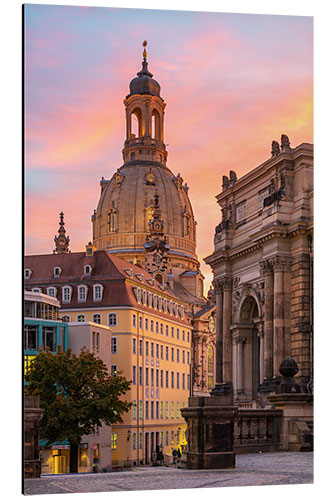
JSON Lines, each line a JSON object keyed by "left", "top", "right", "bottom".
{"left": 267, "top": 393, "right": 313, "bottom": 451}
{"left": 181, "top": 395, "right": 237, "bottom": 469}
{"left": 24, "top": 397, "right": 43, "bottom": 478}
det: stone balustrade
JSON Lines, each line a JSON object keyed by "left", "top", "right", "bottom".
{"left": 234, "top": 409, "right": 283, "bottom": 454}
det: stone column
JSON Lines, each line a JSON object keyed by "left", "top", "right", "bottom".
{"left": 236, "top": 336, "right": 246, "bottom": 394}
{"left": 126, "top": 108, "right": 131, "bottom": 140}
{"left": 283, "top": 258, "right": 292, "bottom": 357}
{"left": 214, "top": 279, "right": 224, "bottom": 385}
{"left": 259, "top": 259, "right": 274, "bottom": 381}
{"left": 222, "top": 277, "right": 233, "bottom": 389}
{"left": 144, "top": 100, "right": 150, "bottom": 137}
{"left": 257, "top": 324, "right": 265, "bottom": 385}
{"left": 271, "top": 256, "right": 285, "bottom": 378}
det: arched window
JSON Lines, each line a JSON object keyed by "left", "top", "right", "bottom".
{"left": 130, "top": 108, "right": 142, "bottom": 138}
{"left": 92, "top": 314, "right": 101, "bottom": 324}
{"left": 62, "top": 286, "right": 72, "bottom": 303}
{"left": 77, "top": 314, "right": 86, "bottom": 322}
{"left": 108, "top": 208, "right": 118, "bottom": 233}
{"left": 78, "top": 286, "right": 87, "bottom": 302}
{"left": 53, "top": 267, "right": 61, "bottom": 277}
{"left": 108, "top": 313, "right": 117, "bottom": 327}
{"left": 47, "top": 287, "right": 57, "bottom": 298}
{"left": 61, "top": 315, "right": 70, "bottom": 323}
{"left": 131, "top": 152, "right": 135, "bottom": 161}
{"left": 151, "top": 109, "right": 160, "bottom": 140}
{"left": 24, "top": 268, "right": 32, "bottom": 279}
{"left": 93, "top": 284, "right": 103, "bottom": 302}
{"left": 207, "top": 346, "right": 214, "bottom": 391}
{"left": 84, "top": 265, "right": 91, "bottom": 275}
{"left": 32, "top": 288, "right": 41, "bottom": 293}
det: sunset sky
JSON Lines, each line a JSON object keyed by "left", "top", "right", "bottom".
{"left": 24, "top": 4, "right": 313, "bottom": 292}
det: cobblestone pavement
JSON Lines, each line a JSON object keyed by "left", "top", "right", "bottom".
{"left": 24, "top": 452, "right": 313, "bottom": 495}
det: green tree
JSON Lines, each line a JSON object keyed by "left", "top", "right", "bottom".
{"left": 25, "top": 347, "right": 131, "bottom": 473}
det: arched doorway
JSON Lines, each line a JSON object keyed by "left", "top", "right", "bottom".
{"left": 231, "top": 294, "right": 263, "bottom": 402}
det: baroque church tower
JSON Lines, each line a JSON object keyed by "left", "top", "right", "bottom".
{"left": 92, "top": 42, "right": 206, "bottom": 308}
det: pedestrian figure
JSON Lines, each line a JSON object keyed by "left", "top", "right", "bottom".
{"left": 172, "top": 448, "right": 178, "bottom": 465}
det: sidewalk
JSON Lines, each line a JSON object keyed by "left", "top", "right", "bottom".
{"left": 24, "top": 451, "right": 313, "bottom": 495}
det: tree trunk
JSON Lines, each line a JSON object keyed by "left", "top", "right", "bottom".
{"left": 69, "top": 442, "right": 79, "bottom": 473}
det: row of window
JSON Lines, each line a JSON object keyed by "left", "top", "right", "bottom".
{"left": 28, "top": 284, "right": 103, "bottom": 303}
{"left": 111, "top": 428, "right": 181, "bottom": 451}
{"left": 133, "top": 288, "right": 185, "bottom": 319}
{"left": 132, "top": 316, "right": 190, "bottom": 341}
{"left": 132, "top": 339, "right": 190, "bottom": 364}
{"left": 62, "top": 314, "right": 191, "bottom": 343}
{"left": 25, "top": 265, "right": 93, "bottom": 280}
{"left": 132, "top": 400, "right": 185, "bottom": 421}
{"left": 24, "top": 325, "right": 66, "bottom": 352}
{"left": 132, "top": 366, "right": 190, "bottom": 390}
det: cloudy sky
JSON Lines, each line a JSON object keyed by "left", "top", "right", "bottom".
{"left": 24, "top": 4, "right": 313, "bottom": 291}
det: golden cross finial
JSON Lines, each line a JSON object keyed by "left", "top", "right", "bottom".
{"left": 142, "top": 40, "right": 147, "bottom": 59}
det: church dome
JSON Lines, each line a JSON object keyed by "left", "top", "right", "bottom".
{"left": 92, "top": 163, "right": 198, "bottom": 269}
{"left": 92, "top": 41, "right": 203, "bottom": 291}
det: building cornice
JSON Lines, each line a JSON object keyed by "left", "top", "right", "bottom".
{"left": 204, "top": 220, "right": 312, "bottom": 267}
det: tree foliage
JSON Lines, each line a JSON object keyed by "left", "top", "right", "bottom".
{"left": 25, "top": 347, "right": 131, "bottom": 448}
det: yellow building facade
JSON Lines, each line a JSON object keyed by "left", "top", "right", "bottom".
{"left": 25, "top": 250, "right": 191, "bottom": 467}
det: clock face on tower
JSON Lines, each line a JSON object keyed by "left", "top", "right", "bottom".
{"left": 153, "top": 221, "right": 162, "bottom": 232}
{"left": 146, "top": 171, "right": 155, "bottom": 184}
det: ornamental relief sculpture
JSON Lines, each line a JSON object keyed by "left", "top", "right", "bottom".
{"left": 232, "top": 280, "right": 264, "bottom": 322}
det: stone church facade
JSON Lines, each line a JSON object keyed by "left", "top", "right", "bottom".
{"left": 205, "top": 137, "right": 313, "bottom": 405}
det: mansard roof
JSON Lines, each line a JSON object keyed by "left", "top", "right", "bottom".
{"left": 24, "top": 250, "right": 190, "bottom": 325}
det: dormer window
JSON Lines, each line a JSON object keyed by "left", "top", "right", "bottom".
{"left": 32, "top": 287, "right": 41, "bottom": 293}
{"left": 84, "top": 265, "right": 92, "bottom": 276}
{"left": 135, "top": 273, "right": 144, "bottom": 282}
{"left": 47, "top": 287, "right": 57, "bottom": 298}
{"left": 24, "top": 268, "right": 32, "bottom": 279}
{"left": 124, "top": 268, "right": 133, "bottom": 277}
{"left": 93, "top": 284, "right": 103, "bottom": 302}
{"left": 78, "top": 285, "right": 88, "bottom": 303}
{"left": 54, "top": 267, "right": 62, "bottom": 278}
{"left": 62, "top": 286, "right": 72, "bottom": 303}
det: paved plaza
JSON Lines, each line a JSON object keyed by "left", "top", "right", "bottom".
{"left": 24, "top": 452, "right": 313, "bottom": 495}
